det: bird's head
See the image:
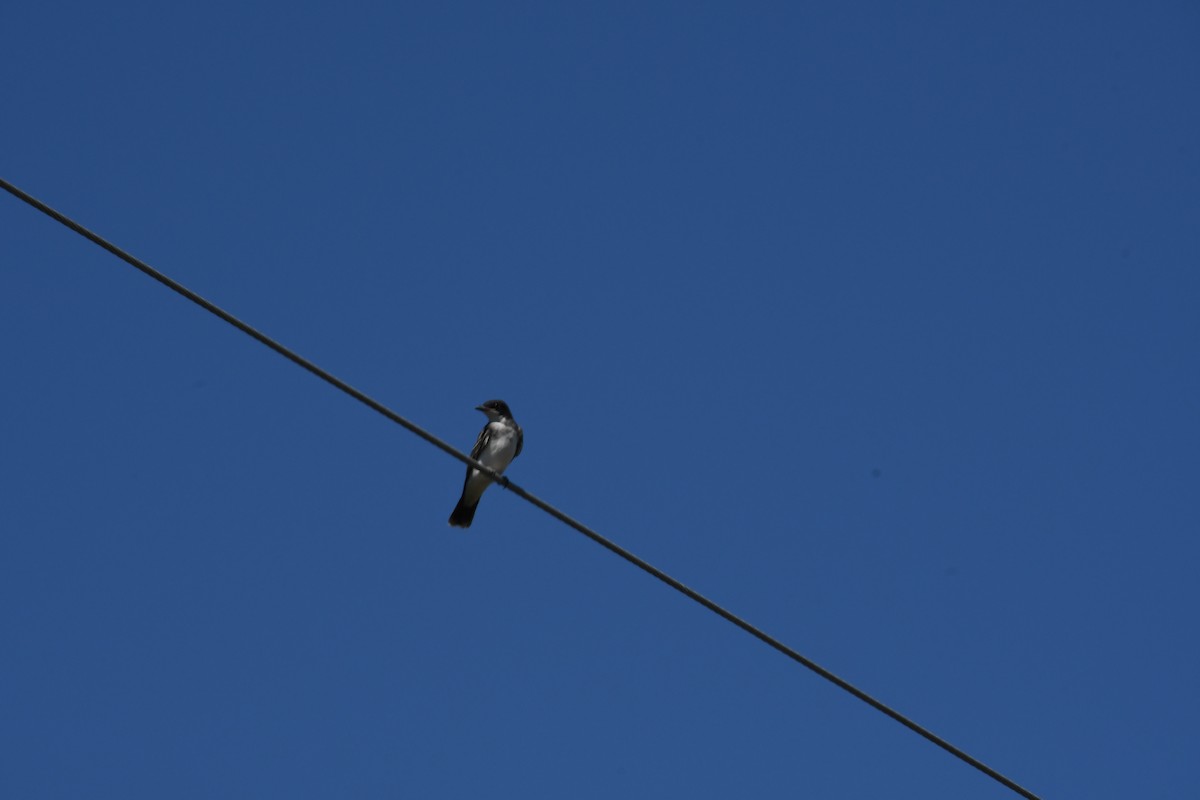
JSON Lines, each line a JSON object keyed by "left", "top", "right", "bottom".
{"left": 475, "top": 399, "right": 514, "bottom": 421}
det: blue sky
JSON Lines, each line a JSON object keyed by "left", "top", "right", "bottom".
{"left": 3, "top": 3, "right": 1198, "bottom": 798}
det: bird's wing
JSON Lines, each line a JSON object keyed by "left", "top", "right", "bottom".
{"left": 460, "top": 423, "right": 493, "bottom": 491}
{"left": 513, "top": 424, "right": 524, "bottom": 460}
{"left": 468, "top": 423, "right": 493, "bottom": 462}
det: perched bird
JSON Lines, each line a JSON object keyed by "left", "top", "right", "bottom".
{"left": 448, "top": 399, "right": 523, "bottom": 528}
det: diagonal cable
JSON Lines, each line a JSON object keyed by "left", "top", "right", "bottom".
{"left": 1, "top": 176, "right": 1041, "bottom": 800}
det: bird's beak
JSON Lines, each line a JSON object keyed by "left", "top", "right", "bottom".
{"left": 474, "top": 405, "right": 487, "bottom": 413}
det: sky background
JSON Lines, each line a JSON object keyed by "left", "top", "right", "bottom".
{"left": 2, "top": 3, "right": 1198, "bottom": 798}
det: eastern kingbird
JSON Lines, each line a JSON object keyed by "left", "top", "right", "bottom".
{"left": 448, "top": 399, "right": 523, "bottom": 528}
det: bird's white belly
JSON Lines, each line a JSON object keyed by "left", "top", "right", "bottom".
{"left": 480, "top": 425, "right": 518, "bottom": 472}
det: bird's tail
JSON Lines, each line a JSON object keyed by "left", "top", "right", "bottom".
{"left": 448, "top": 497, "right": 479, "bottom": 528}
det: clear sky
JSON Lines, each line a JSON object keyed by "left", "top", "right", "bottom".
{"left": 3, "top": 3, "right": 1197, "bottom": 798}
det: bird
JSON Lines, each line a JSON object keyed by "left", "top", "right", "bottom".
{"left": 448, "top": 399, "right": 523, "bottom": 528}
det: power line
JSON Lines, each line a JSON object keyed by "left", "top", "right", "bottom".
{"left": 1, "top": 176, "right": 1042, "bottom": 800}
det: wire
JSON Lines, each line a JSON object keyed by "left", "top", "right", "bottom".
{"left": 1, "top": 176, "right": 1042, "bottom": 800}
